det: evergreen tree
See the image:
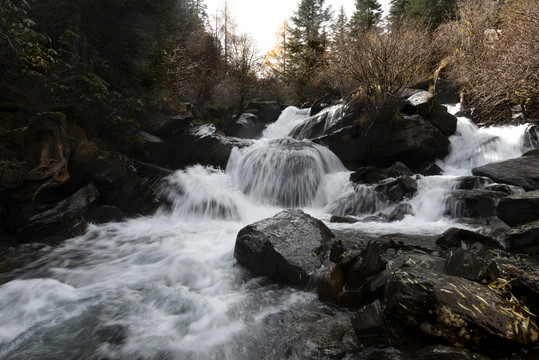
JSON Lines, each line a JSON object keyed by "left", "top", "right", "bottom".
{"left": 389, "top": 0, "right": 456, "bottom": 30}
{"left": 286, "top": 0, "right": 332, "bottom": 98}
{"left": 350, "top": 0, "right": 382, "bottom": 33}
{"left": 332, "top": 6, "right": 349, "bottom": 45}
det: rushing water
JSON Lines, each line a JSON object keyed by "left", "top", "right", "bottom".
{"left": 0, "top": 104, "right": 536, "bottom": 359}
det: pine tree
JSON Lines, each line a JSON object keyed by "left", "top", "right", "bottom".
{"left": 332, "top": 6, "right": 349, "bottom": 46}
{"left": 286, "top": 0, "right": 332, "bottom": 97}
{"left": 389, "top": 0, "right": 456, "bottom": 30}
{"left": 350, "top": 0, "right": 382, "bottom": 33}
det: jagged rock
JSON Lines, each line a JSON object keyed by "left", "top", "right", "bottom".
{"left": 512, "top": 274, "right": 539, "bottom": 315}
{"left": 503, "top": 220, "right": 539, "bottom": 250}
{"left": 386, "top": 203, "right": 413, "bottom": 222}
{"left": 422, "top": 163, "right": 444, "bottom": 176}
{"left": 436, "top": 228, "right": 502, "bottom": 249}
{"left": 388, "top": 162, "right": 413, "bottom": 178}
{"left": 497, "top": 191, "right": 539, "bottom": 227}
{"left": 329, "top": 215, "right": 359, "bottom": 224}
{"left": 245, "top": 101, "right": 282, "bottom": 123}
{"left": 18, "top": 184, "right": 99, "bottom": 241}
{"left": 384, "top": 267, "right": 539, "bottom": 352}
{"left": 455, "top": 176, "right": 492, "bottom": 190}
{"left": 351, "top": 300, "right": 391, "bottom": 343}
{"left": 421, "top": 164, "right": 444, "bottom": 176}
{"left": 484, "top": 183, "right": 525, "bottom": 195}
{"left": 229, "top": 113, "right": 263, "bottom": 139}
{"left": 317, "top": 264, "right": 345, "bottom": 303}
{"left": 400, "top": 89, "right": 458, "bottom": 136}
{"left": 234, "top": 209, "right": 334, "bottom": 288}
{"left": 472, "top": 155, "right": 539, "bottom": 191}
{"left": 350, "top": 166, "right": 388, "bottom": 184}
{"left": 70, "top": 142, "right": 162, "bottom": 216}
{"left": 445, "top": 190, "right": 507, "bottom": 218}
{"left": 444, "top": 248, "right": 499, "bottom": 282}
{"left": 375, "top": 176, "right": 418, "bottom": 203}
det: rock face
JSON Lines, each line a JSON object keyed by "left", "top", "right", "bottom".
{"left": 445, "top": 190, "right": 507, "bottom": 218}
{"left": 234, "top": 209, "right": 334, "bottom": 288}
{"left": 497, "top": 191, "right": 539, "bottom": 227}
{"left": 503, "top": 220, "right": 539, "bottom": 250}
{"left": 472, "top": 155, "right": 539, "bottom": 191}
{"left": 384, "top": 267, "right": 538, "bottom": 351}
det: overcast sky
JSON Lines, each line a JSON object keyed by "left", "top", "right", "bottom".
{"left": 204, "top": 0, "right": 391, "bottom": 54}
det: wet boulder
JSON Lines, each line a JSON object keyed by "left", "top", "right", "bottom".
{"left": 503, "top": 220, "right": 539, "bottom": 250}
{"left": 234, "top": 209, "right": 334, "bottom": 288}
{"left": 445, "top": 190, "right": 507, "bottom": 218}
{"left": 444, "top": 247, "right": 499, "bottom": 282}
{"left": 455, "top": 176, "right": 492, "bottom": 190}
{"left": 229, "top": 113, "right": 263, "bottom": 139}
{"left": 351, "top": 300, "right": 391, "bottom": 344}
{"left": 472, "top": 155, "right": 539, "bottom": 191}
{"left": 375, "top": 176, "right": 418, "bottom": 203}
{"left": 436, "top": 228, "right": 501, "bottom": 249}
{"left": 384, "top": 267, "right": 539, "bottom": 352}
{"left": 400, "top": 89, "right": 458, "bottom": 136}
{"left": 497, "top": 191, "right": 539, "bottom": 227}
{"left": 317, "top": 264, "right": 345, "bottom": 303}
{"left": 18, "top": 184, "right": 99, "bottom": 241}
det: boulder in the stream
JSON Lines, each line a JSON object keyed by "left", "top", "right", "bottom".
{"left": 234, "top": 209, "right": 334, "bottom": 288}
{"left": 400, "top": 89, "right": 458, "bottom": 136}
{"left": 351, "top": 300, "right": 391, "bottom": 344}
{"left": 445, "top": 190, "right": 507, "bottom": 218}
{"left": 375, "top": 176, "right": 418, "bottom": 203}
{"left": 384, "top": 267, "right": 539, "bottom": 352}
{"left": 497, "top": 190, "right": 539, "bottom": 227}
{"left": 472, "top": 155, "right": 539, "bottom": 191}
{"left": 436, "top": 228, "right": 501, "bottom": 249}
{"left": 229, "top": 113, "right": 263, "bottom": 139}
{"left": 455, "top": 176, "right": 492, "bottom": 190}
{"left": 503, "top": 220, "right": 539, "bottom": 250}
{"left": 17, "top": 184, "right": 99, "bottom": 241}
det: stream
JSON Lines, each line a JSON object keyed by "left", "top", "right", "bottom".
{"left": 0, "top": 105, "right": 535, "bottom": 359}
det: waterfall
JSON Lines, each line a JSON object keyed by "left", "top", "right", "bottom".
{"left": 0, "top": 103, "right": 536, "bottom": 360}
{"left": 227, "top": 138, "right": 347, "bottom": 208}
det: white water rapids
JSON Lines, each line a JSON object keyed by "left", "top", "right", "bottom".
{"left": 0, "top": 105, "right": 536, "bottom": 359}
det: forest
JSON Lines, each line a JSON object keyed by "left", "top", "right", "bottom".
{"left": 1, "top": 0, "right": 537, "bottom": 132}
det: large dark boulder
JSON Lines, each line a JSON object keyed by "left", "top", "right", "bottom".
{"left": 319, "top": 112, "right": 451, "bottom": 169}
{"left": 70, "top": 142, "right": 162, "bottom": 216}
{"left": 229, "top": 113, "right": 263, "bottom": 139}
{"left": 444, "top": 247, "right": 499, "bottom": 282}
{"left": 384, "top": 267, "right": 539, "bottom": 352}
{"left": 444, "top": 190, "right": 507, "bottom": 218}
{"left": 497, "top": 191, "right": 539, "bottom": 227}
{"left": 503, "top": 220, "right": 539, "bottom": 250}
{"left": 234, "top": 209, "right": 334, "bottom": 288}
{"left": 472, "top": 155, "right": 539, "bottom": 191}
{"left": 401, "top": 89, "right": 458, "bottom": 136}
{"left": 18, "top": 184, "right": 99, "bottom": 241}
{"left": 436, "top": 228, "right": 501, "bottom": 249}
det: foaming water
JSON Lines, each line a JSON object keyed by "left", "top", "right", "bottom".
{"left": 0, "top": 104, "right": 536, "bottom": 359}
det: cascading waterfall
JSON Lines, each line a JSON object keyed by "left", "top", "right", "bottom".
{"left": 227, "top": 138, "right": 347, "bottom": 207}
{"left": 0, "top": 103, "right": 536, "bottom": 359}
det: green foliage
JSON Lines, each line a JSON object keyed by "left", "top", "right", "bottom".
{"left": 0, "top": 0, "right": 56, "bottom": 71}
{"left": 285, "top": 0, "right": 333, "bottom": 100}
{"left": 389, "top": 0, "right": 457, "bottom": 30}
{"left": 350, "top": 0, "right": 383, "bottom": 33}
